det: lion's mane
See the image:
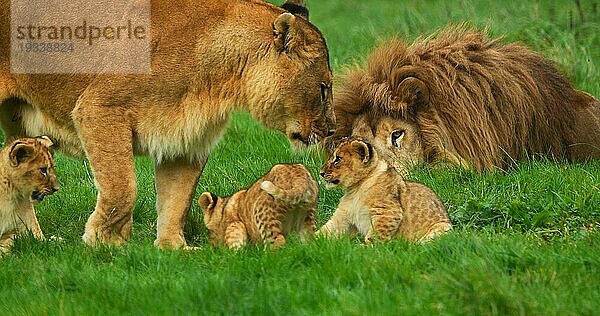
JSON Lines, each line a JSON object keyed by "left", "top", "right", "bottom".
{"left": 334, "top": 27, "right": 598, "bottom": 171}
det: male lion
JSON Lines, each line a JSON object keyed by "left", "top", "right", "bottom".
{"left": 0, "top": 136, "right": 59, "bottom": 253}
{"left": 331, "top": 27, "right": 600, "bottom": 172}
{"left": 0, "top": 0, "right": 334, "bottom": 248}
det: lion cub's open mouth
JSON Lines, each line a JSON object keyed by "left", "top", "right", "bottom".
{"left": 31, "top": 191, "right": 46, "bottom": 202}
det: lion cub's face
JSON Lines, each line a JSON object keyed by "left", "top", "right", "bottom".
{"left": 321, "top": 138, "right": 376, "bottom": 189}
{"left": 198, "top": 192, "right": 232, "bottom": 245}
{"left": 4, "top": 136, "right": 59, "bottom": 202}
{"left": 352, "top": 115, "right": 423, "bottom": 175}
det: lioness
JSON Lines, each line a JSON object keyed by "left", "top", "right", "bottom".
{"left": 0, "top": 0, "right": 334, "bottom": 248}
{"left": 0, "top": 136, "right": 59, "bottom": 253}
{"left": 319, "top": 138, "right": 452, "bottom": 243}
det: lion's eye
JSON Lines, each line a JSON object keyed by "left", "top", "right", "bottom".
{"left": 40, "top": 167, "right": 48, "bottom": 176}
{"left": 333, "top": 156, "right": 342, "bottom": 164}
{"left": 391, "top": 130, "right": 405, "bottom": 147}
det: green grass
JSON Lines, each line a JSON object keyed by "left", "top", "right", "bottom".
{"left": 3, "top": 233, "right": 600, "bottom": 315}
{"left": 2, "top": 0, "right": 600, "bottom": 314}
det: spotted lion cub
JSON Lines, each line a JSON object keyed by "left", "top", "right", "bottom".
{"left": 0, "top": 136, "right": 60, "bottom": 253}
{"left": 198, "top": 164, "right": 318, "bottom": 249}
{"left": 319, "top": 138, "right": 451, "bottom": 244}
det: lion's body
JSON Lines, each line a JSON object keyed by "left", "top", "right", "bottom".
{"left": 333, "top": 28, "right": 600, "bottom": 172}
{"left": 0, "top": 137, "right": 59, "bottom": 253}
{"left": 199, "top": 164, "right": 318, "bottom": 249}
{"left": 319, "top": 138, "right": 451, "bottom": 243}
{"left": 0, "top": 0, "right": 334, "bottom": 248}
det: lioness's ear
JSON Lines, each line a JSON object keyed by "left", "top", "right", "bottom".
{"left": 36, "top": 135, "right": 54, "bottom": 148}
{"left": 392, "top": 76, "right": 430, "bottom": 116}
{"left": 281, "top": 0, "right": 309, "bottom": 20}
{"left": 8, "top": 142, "right": 35, "bottom": 167}
{"left": 350, "top": 140, "right": 373, "bottom": 163}
{"left": 198, "top": 192, "right": 217, "bottom": 211}
{"left": 273, "top": 13, "right": 300, "bottom": 53}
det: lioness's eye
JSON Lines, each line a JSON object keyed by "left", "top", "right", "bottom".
{"left": 391, "top": 130, "right": 405, "bottom": 147}
{"left": 320, "top": 82, "right": 328, "bottom": 103}
{"left": 40, "top": 167, "right": 48, "bottom": 176}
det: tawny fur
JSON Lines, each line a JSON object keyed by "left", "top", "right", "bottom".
{"left": 331, "top": 27, "right": 600, "bottom": 173}
{"left": 319, "top": 138, "right": 451, "bottom": 243}
{"left": 0, "top": 0, "right": 334, "bottom": 248}
{"left": 0, "top": 136, "right": 59, "bottom": 253}
{"left": 199, "top": 164, "right": 318, "bottom": 249}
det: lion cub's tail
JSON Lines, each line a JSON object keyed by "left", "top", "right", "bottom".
{"left": 260, "top": 179, "right": 312, "bottom": 205}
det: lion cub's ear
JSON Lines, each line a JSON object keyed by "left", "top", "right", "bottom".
{"left": 350, "top": 140, "right": 373, "bottom": 164}
{"left": 8, "top": 141, "right": 35, "bottom": 167}
{"left": 273, "top": 13, "right": 300, "bottom": 54}
{"left": 36, "top": 135, "right": 54, "bottom": 148}
{"left": 281, "top": 0, "right": 309, "bottom": 20}
{"left": 198, "top": 192, "right": 217, "bottom": 212}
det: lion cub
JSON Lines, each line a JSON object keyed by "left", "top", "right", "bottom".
{"left": 0, "top": 136, "right": 59, "bottom": 253}
{"left": 198, "top": 164, "right": 318, "bottom": 249}
{"left": 319, "top": 138, "right": 451, "bottom": 244}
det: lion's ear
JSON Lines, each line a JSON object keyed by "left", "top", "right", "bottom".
{"left": 198, "top": 192, "right": 217, "bottom": 212}
{"left": 350, "top": 139, "right": 373, "bottom": 164}
{"left": 281, "top": 0, "right": 309, "bottom": 20}
{"left": 393, "top": 76, "right": 430, "bottom": 115}
{"left": 8, "top": 141, "right": 35, "bottom": 167}
{"left": 36, "top": 135, "right": 54, "bottom": 148}
{"left": 273, "top": 13, "right": 301, "bottom": 54}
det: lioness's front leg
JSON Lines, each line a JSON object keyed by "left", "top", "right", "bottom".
{"left": 73, "top": 104, "right": 137, "bottom": 246}
{"left": 154, "top": 158, "right": 206, "bottom": 249}
{"left": 0, "top": 231, "right": 15, "bottom": 254}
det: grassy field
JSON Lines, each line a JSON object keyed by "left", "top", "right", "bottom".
{"left": 2, "top": 0, "right": 600, "bottom": 314}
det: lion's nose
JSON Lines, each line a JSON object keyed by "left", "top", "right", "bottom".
{"left": 51, "top": 187, "right": 59, "bottom": 194}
